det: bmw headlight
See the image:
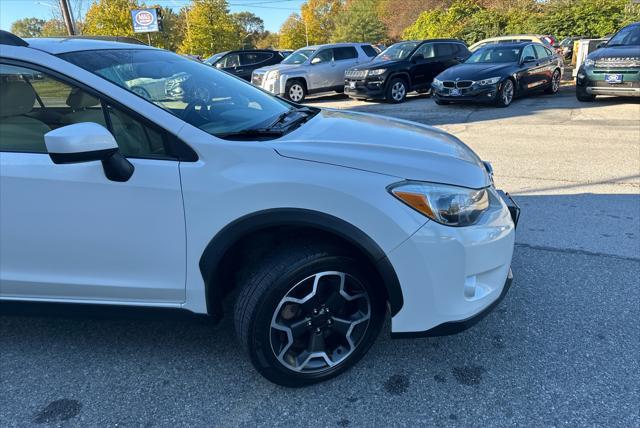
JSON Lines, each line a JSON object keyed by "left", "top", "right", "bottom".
{"left": 477, "top": 77, "right": 501, "bottom": 86}
{"left": 583, "top": 58, "right": 595, "bottom": 68}
{"left": 432, "top": 78, "right": 444, "bottom": 88}
{"left": 389, "top": 181, "right": 492, "bottom": 226}
{"left": 367, "top": 69, "right": 386, "bottom": 76}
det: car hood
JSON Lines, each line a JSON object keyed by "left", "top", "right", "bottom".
{"left": 587, "top": 45, "right": 640, "bottom": 61}
{"left": 437, "top": 63, "right": 514, "bottom": 81}
{"left": 254, "top": 63, "right": 305, "bottom": 74}
{"left": 273, "top": 110, "right": 489, "bottom": 188}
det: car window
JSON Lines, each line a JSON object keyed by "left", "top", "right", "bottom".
{"left": 334, "top": 47, "right": 358, "bottom": 61}
{"left": 375, "top": 41, "right": 419, "bottom": 61}
{"left": 607, "top": 24, "right": 640, "bottom": 46}
{"left": 414, "top": 43, "right": 435, "bottom": 59}
{"left": 456, "top": 44, "right": 470, "bottom": 56}
{"left": 466, "top": 46, "right": 521, "bottom": 63}
{"left": 544, "top": 47, "right": 554, "bottom": 57}
{"left": 533, "top": 45, "right": 548, "bottom": 59}
{"left": 521, "top": 45, "right": 536, "bottom": 60}
{"left": 241, "top": 52, "right": 272, "bottom": 66}
{"left": 219, "top": 53, "right": 240, "bottom": 68}
{"left": 282, "top": 49, "right": 315, "bottom": 64}
{"left": 360, "top": 45, "right": 377, "bottom": 57}
{"left": 61, "top": 49, "right": 293, "bottom": 139}
{"left": 311, "top": 49, "right": 333, "bottom": 64}
{"left": 435, "top": 43, "right": 455, "bottom": 57}
{"left": 0, "top": 63, "right": 167, "bottom": 157}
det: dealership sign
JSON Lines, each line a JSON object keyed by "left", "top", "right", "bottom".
{"left": 131, "top": 8, "right": 159, "bottom": 33}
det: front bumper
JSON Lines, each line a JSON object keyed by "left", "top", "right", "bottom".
{"left": 388, "top": 189, "right": 518, "bottom": 337}
{"left": 577, "top": 67, "right": 640, "bottom": 97}
{"left": 432, "top": 84, "right": 499, "bottom": 103}
{"left": 344, "top": 78, "right": 386, "bottom": 99}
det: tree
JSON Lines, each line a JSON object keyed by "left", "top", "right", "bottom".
{"left": 41, "top": 19, "right": 68, "bottom": 37}
{"left": 233, "top": 11, "right": 265, "bottom": 49}
{"left": 179, "top": 0, "right": 240, "bottom": 56}
{"left": 279, "top": 13, "right": 307, "bottom": 49}
{"left": 333, "top": 0, "right": 387, "bottom": 43}
{"left": 377, "top": 0, "right": 452, "bottom": 40}
{"left": 83, "top": 0, "right": 141, "bottom": 37}
{"left": 256, "top": 31, "right": 280, "bottom": 49}
{"left": 300, "top": 0, "right": 342, "bottom": 45}
{"left": 10, "top": 18, "right": 46, "bottom": 38}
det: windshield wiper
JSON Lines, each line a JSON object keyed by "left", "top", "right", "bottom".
{"left": 268, "top": 107, "right": 318, "bottom": 129}
{"left": 215, "top": 128, "right": 285, "bottom": 140}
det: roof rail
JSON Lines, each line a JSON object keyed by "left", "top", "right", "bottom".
{"left": 0, "top": 30, "right": 28, "bottom": 47}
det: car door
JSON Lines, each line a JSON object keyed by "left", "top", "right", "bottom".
{"left": 517, "top": 44, "right": 544, "bottom": 93}
{"left": 533, "top": 44, "right": 553, "bottom": 86}
{"left": 409, "top": 43, "right": 437, "bottom": 88}
{"left": 308, "top": 48, "right": 334, "bottom": 91}
{"left": 435, "top": 43, "right": 460, "bottom": 73}
{"left": 332, "top": 47, "right": 360, "bottom": 88}
{"left": 0, "top": 62, "right": 186, "bottom": 304}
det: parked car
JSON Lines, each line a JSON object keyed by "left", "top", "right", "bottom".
{"left": 576, "top": 22, "right": 640, "bottom": 101}
{"left": 126, "top": 72, "right": 189, "bottom": 101}
{"left": 204, "top": 49, "right": 285, "bottom": 81}
{"left": 251, "top": 43, "right": 378, "bottom": 102}
{"left": 469, "top": 35, "right": 554, "bottom": 52}
{"left": 432, "top": 42, "right": 563, "bottom": 107}
{"left": 344, "top": 39, "right": 470, "bottom": 103}
{"left": 0, "top": 31, "right": 519, "bottom": 386}
{"left": 558, "top": 36, "right": 583, "bottom": 60}
{"left": 278, "top": 49, "right": 294, "bottom": 58}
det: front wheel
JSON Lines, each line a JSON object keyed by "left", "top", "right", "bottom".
{"left": 234, "top": 241, "right": 386, "bottom": 387}
{"left": 285, "top": 80, "right": 306, "bottom": 103}
{"left": 545, "top": 69, "right": 561, "bottom": 94}
{"left": 496, "top": 79, "right": 514, "bottom": 107}
{"left": 576, "top": 86, "right": 596, "bottom": 102}
{"left": 386, "top": 78, "right": 407, "bottom": 103}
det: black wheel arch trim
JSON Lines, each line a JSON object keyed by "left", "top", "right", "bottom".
{"left": 199, "top": 208, "right": 404, "bottom": 319}
{"left": 387, "top": 71, "right": 412, "bottom": 89}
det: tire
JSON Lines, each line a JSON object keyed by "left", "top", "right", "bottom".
{"left": 385, "top": 77, "right": 407, "bottom": 103}
{"left": 234, "top": 240, "right": 386, "bottom": 387}
{"left": 285, "top": 79, "right": 306, "bottom": 103}
{"left": 544, "top": 69, "right": 561, "bottom": 94}
{"left": 576, "top": 86, "right": 596, "bottom": 102}
{"left": 496, "top": 78, "right": 514, "bottom": 107}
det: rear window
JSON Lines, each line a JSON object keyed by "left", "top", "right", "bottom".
{"left": 334, "top": 47, "right": 358, "bottom": 61}
{"left": 360, "top": 45, "right": 378, "bottom": 57}
{"left": 435, "top": 43, "right": 455, "bottom": 57}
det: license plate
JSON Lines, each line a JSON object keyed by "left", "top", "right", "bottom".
{"left": 450, "top": 88, "right": 461, "bottom": 96}
{"left": 605, "top": 74, "right": 623, "bottom": 84}
{"left": 348, "top": 81, "right": 356, "bottom": 89}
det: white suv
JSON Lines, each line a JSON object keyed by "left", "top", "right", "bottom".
{"left": 251, "top": 43, "right": 377, "bottom": 102}
{"left": 0, "top": 32, "right": 518, "bottom": 386}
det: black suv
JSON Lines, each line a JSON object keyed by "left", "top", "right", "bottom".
{"left": 204, "top": 49, "right": 286, "bottom": 81}
{"left": 344, "top": 39, "right": 470, "bottom": 103}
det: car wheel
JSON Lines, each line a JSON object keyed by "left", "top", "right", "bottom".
{"left": 576, "top": 86, "right": 596, "bottom": 102}
{"left": 545, "top": 69, "right": 561, "bottom": 94}
{"left": 131, "top": 86, "right": 151, "bottom": 100}
{"left": 386, "top": 78, "right": 407, "bottom": 103}
{"left": 234, "top": 241, "right": 385, "bottom": 387}
{"left": 496, "top": 79, "right": 514, "bottom": 107}
{"left": 285, "top": 80, "right": 306, "bottom": 103}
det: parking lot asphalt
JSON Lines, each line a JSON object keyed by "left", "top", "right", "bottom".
{"left": 1, "top": 86, "right": 639, "bottom": 427}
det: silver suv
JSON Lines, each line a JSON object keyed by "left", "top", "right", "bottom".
{"left": 252, "top": 43, "right": 377, "bottom": 102}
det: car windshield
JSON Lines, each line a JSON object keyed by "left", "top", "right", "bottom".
{"left": 466, "top": 46, "right": 522, "bottom": 63}
{"left": 60, "top": 49, "right": 293, "bottom": 138}
{"left": 607, "top": 25, "right": 640, "bottom": 46}
{"left": 204, "top": 52, "right": 225, "bottom": 65}
{"left": 374, "top": 42, "right": 419, "bottom": 61}
{"left": 282, "top": 49, "right": 315, "bottom": 64}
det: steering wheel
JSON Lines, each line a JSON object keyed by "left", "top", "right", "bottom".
{"left": 182, "top": 99, "right": 211, "bottom": 124}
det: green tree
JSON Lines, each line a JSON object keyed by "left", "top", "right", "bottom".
{"left": 300, "top": 0, "right": 342, "bottom": 45}
{"left": 180, "top": 0, "right": 240, "bottom": 56}
{"left": 333, "top": 0, "right": 387, "bottom": 43}
{"left": 279, "top": 13, "right": 307, "bottom": 49}
{"left": 83, "top": 0, "right": 141, "bottom": 37}
{"left": 256, "top": 31, "right": 280, "bottom": 49}
{"left": 10, "top": 18, "right": 46, "bottom": 38}
{"left": 41, "top": 19, "right": 68, "bottom": 37}
{"left": 233, "top": 11, "right": 265, "bottom": 48}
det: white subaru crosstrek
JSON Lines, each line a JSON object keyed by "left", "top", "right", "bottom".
{"left": 0, "top": 32, "right": 519, "bottom": 386}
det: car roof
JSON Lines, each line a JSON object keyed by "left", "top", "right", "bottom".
{"left": 304, "top": 42, "right": 370, "bottom": 49}
{"left": 478, "top": 41, "right": 535, "bottom": 48}
{"left": 24, "top": 37, "right": 157, "bottom": 55}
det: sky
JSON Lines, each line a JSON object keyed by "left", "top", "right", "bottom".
{"left": 0, "top": 0, "right": 307, "bottom": 33}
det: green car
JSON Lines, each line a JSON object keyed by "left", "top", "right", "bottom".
{"left": 576, "top": 22, "right": 640, "bottom": 101}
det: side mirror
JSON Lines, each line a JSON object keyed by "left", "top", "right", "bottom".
{"left": 215, "top": 63, "right": 224, "bottom": 69}
{"left": 45, "top": 122, "right": 134, "bottom": 182}
{"left": 311, "top": 57, "right": 322, "bottom": 65}
{"left": 521, "top": 55, "right": 536, "bottom": 64}
{"left": 412, "top": 54, "right": 424, "bottom": 63}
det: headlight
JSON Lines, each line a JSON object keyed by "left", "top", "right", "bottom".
{"left": 477, "top": 77, "right": 501, "bottom": 86}
{"left": 389, "top": 181, "right": 491, "bottom": 226}
{"left": 367, "top": 69, "right": 386, "bottom": 76}
{"left": 583, "top": 58, "right": 595, "bottom": 68}
{"left": 432, "top": 78, "right": 443, "bottom": 88}
{"left": 267, "top": 70, "right": 280, "bottom": 80}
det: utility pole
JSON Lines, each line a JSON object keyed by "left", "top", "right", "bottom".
{"left": 59, "top": 0, "right": 75, "bottom": 35}
{"left": 304, "top": 19, "right": 309, "bottom": 46}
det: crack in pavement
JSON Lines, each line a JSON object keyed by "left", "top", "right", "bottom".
{"left": 515, "top": 242, "right": 640, "bottom": 262}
